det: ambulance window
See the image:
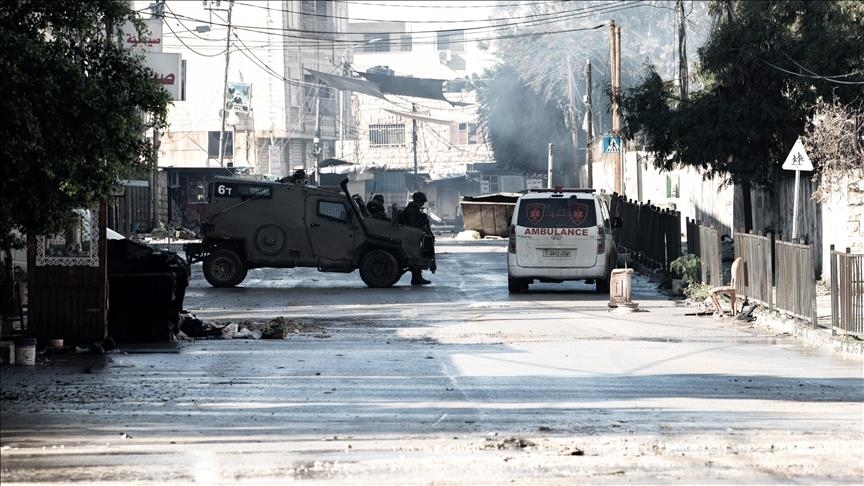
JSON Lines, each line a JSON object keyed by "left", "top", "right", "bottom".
{"left": 516, "top": 198, "right": 597, "bottom": 228}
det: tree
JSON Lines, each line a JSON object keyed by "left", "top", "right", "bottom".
{"left": 618, "top": 1, "right": 864, "bottom": 230}
{"left": 0, "top": 0, "right": 171, "bottom": 251}
{"left": 477, "top": 1, "right": 710, "bottom": 184}
{"left": 803, "top": 98, "right": 864, "bottom": 201}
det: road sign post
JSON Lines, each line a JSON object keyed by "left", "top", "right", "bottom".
{"left": 781, "top": 137, "right": 814, "bottom": 240}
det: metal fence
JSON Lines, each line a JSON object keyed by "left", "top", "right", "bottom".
{"left": 830, "top": 246, "right": 864, "bottom": 336}
{"left": 685, "top": 217, "right": 701, "bottom": 257}
{"left": 734, "top": 232, "right": 773, "bottom": 309}
{"left": 775, "top": 239, "right": 816, "bottom": 325}
{"left": 687, "top": 222, "right": 860, "bottom": 333}
{"left": 698, "top": 226, "right": 722, "bottom": 286}
{"left": 107, "top": 181, "right": 151, "bottom": 236}
{"left": 610, "top": 196, "right": 681, "bottom": 270}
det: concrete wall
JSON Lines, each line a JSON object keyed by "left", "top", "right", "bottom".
{"left": 821, "top": 174, "right": 864, "bottom": 281}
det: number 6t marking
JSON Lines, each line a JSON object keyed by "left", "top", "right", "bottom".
{"left": 217, "top": 184, "right": 233, "bottom": 196}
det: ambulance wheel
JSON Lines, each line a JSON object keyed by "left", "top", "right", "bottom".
{"left": 508, "top": 276, "right": 528, "bottom": 294}
{"left": 203, "top": 249, "right": 247, "bottom": 287}
{"left": 359, "top": 250, "right": 401, "bottom": 288}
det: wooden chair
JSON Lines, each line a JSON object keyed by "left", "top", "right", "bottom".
{"left": 710, "top": 257, "right": 742, "bottom": 316}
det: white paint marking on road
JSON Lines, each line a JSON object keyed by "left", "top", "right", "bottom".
{"left": 431, "top": 413, "right": 448, "bottom": 428}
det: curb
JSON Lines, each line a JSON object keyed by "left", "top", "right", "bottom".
{"left": 628, "top": 263, "right": 864, "bottom": 361}
{"left": 754, "top": 308, "right": 864, "bottom": 360}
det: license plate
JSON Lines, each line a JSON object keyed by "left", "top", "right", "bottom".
{"left": 543, "top": 249, "right": 572, "bottom": 258}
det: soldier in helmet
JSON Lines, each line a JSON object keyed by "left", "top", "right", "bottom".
{"left": 366, "top": 194, "right": 388, "bottom": 220}
{"left": 399, "top": 191, "right": 432, "bottom": 285}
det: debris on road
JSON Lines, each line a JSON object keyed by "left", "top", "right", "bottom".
{"left": 178, "top": 314, "right": 323, "bottom": 340}
{"left": 483, "top": 436, "right": 536, "bottom": 450}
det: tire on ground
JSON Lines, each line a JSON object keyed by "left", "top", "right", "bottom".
{"left": 203, "top": 248, "right": 248, "bottom": 287}
{"left": 359, "top": 249, "right": 402, "bottom": 288}
{"left": 508, "top": 276, "right": 528, "bottom": 294}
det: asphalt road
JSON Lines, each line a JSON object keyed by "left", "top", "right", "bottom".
{"left": 2, "top": 238, "right": 862, "bottom": 484}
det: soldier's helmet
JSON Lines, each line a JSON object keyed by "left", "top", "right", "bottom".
{"left": 372, "top": 194, "right": 384, "bottom": 203}
{"left": 412, "top": 192, "right": 427, "bottom": 204}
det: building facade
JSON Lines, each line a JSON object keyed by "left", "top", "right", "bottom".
{"left": 145, "top": 0, "right": 352, "bottom": 178}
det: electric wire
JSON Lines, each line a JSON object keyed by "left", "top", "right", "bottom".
{"left": 159, "top": 2, "right": 644, "bottom": 49}
{"left": 345, "top": 1, "right": 556, "bottom": 9}
{"left": 232, "top": 0, "right": 622, "bottom": 25}
{"left": 162, "top": 16, "right": 227, "bottom": 57}
{"left": 758, "top": 57, "right": 864, "bottom": 85}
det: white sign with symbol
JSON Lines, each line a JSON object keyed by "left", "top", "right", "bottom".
{"left": 782, "top": 137, "right": 813, "bottom": 171}
{"left": 782, "top": 137, "right": 813, "bottom": 240}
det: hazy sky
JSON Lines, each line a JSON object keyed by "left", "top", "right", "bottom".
{"left": 347, "top": 0, "right": 499, "bottom": 25}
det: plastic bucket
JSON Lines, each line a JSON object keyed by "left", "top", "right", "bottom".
{"left": 14, "top": 337, "right": 36, "bottom": 366}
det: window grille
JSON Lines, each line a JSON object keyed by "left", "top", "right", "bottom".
{"left": 369, "top": 124, "right": 405, "bottom": 147}
{"left": 318, "top": 201, "right": 348, "bottom": 222}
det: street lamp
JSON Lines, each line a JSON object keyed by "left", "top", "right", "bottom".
{"left": 339, "top": 38, "right": 380, "bottom": 156}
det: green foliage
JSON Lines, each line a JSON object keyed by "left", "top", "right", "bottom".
{"left": 683, "top": 282, "right": 712, "bottom": 302}
{"left": 669, "top": 253, "right": 701, "bottom": 286}
{"left": 619, "top": 1, "right": 864, "bottom": 189}
{"left": 0, "top": 0, "right": 171, "bottom": 249}
{"left": 477, "top": 1, "right": 711, "bottom": 184}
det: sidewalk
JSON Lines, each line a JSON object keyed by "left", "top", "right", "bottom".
{"left": 752, "top": 291, "right": 864, "bottom": 360}
{"left": 633, "top": 260, "right": 863, "bottom": 360}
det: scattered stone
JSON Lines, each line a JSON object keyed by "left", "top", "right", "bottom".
{"left": 483, "top": 436, "right": 535, "bottom": 450}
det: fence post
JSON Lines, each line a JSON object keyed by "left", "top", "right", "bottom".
{"left": 810, "top": 243, "right": 818, "bottom": 329}
{"left": 766, "top": 233, "right": 774, "bottom": 311}
{"left": 830, "top": 244, "right": 837, "bottom": 335}
{"left": 843, "top": 248, "right": 851, "bottom": 336}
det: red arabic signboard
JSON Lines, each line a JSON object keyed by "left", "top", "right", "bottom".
{"left": 120, "top": 19, "right": 163, "bottom": 54}
{"left": 143, "top": 53, "right": 182, "bottom": 101}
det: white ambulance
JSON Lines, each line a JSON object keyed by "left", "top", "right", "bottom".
{"left": 507, "top": 188, "right": 621, "bottom": 293}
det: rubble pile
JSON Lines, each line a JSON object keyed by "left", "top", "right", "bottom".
{"left": 177, "top": 313, "right": 322, "bottom": 340}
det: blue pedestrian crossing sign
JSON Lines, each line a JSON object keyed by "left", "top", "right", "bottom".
{"left": 602, "top": 136, "right": 622, "bottom": 153}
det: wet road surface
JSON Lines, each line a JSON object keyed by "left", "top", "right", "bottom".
{"left": 2, "top": 239, "right": 862, "bottom": 484}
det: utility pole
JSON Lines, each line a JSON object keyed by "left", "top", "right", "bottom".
{"left": 586, "top": 59, "right": 593, "bottom": 188}
{"left": 313, "top": 98, "right": 321, "bottom": 185}
{"left": 412, "top": 103, "right": 419, "bottom": 190}
{"left": 150, "top": 2, "right": 164, "bottom": 231}
{"left": 152, "top": 127, "right": 161, "bottom": 231}
{"left": 546, "top": 143, "right": 554, "bottom": 188}
{"left": 566, "top": 56, "right": 581, "bottom": 188}
{"left": 339, "top": 53, "right": 348, "bottom": 157}
{"left": 610, "top": 20, "right": 622, "bottom": 194}
{"left": 217, "top": 0, "right": 234, "bottom": 168}
{"left": 677, "top": 0, "right": 688, "bottom": 101}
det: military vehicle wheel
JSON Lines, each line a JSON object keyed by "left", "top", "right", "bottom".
{"left": 508, "top": 275, "right": 528, "bottom": 294}
{"left": 359, "top": 250, "right": 401, "bottom": 288}
{"left": 203, "top": 249, "right": 247, "bottom": 287}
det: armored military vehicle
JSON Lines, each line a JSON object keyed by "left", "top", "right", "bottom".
{"left": 184, "top": 177, "right": 435, "bottom": 288}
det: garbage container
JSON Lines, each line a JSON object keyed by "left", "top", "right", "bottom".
{"left": 107, "top": 239, "right": 189, "bottom": 342}
{"left": 609, "top": 268, "right": 634, "bottom": 307}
